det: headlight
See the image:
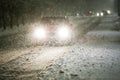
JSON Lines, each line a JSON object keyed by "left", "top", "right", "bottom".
{"left": 96, "top": 13, "right": 100, "bottom": 16}
{"left": 56, "top": 24, "right": 71, "bottom": 40}
{"left": 33, "top": 27, "right": 46, "bottom": 40}
{"left": 107, "top": 10, "right": 111, "bottom": 14}
{"left": 100, "top": 12, "right": 104, "bottom": 16}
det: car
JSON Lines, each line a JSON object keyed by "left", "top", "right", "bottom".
{"left": 84, "top": 11, "right": 94, "bottom": 16}
{"left": 31, "top": 16, "right": 76, "bottom": 46}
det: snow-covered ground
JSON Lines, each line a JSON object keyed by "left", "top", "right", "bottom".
{"left": 85, "top": 16, "right": 120, "bottom": 42}
{"left": 86, "top": 31, "right": 120, "bottom": 41}
{"left": 0, "top": 42, "right": 120, "bottom": 80}
{"left": 36, "top": 42, "right": 120, "bottom": 80}
{"left": 0, "top": 17, "right": 95, "bottom": 51}
{"left": 0, "top": 23, "right": 44, "bottom": 37}
{"left": 0, "top": 16, "right": 120, "bottom": 80}
{"left": 0, "top": 24, "right": 29, "bottom": 37}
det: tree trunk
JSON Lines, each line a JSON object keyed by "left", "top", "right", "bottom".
{"left": 16, "top": 16, "right": 19, "bottom": 27}
{"left": 3, "top": 17, "right": 6, "bottom": 30}
{"left": 22, "top": 15, "right": 25, "bottom": 25}
{"left": 116, "top": 0, "right": 120, "bottom": 16}
{"left": 2, "top": 12, "right": 6, "bottom": 30}
{"left": 10, "top": 14, "right": 13, "bottom": 29}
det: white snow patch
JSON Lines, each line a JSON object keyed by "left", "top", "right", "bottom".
{"left": 86, "top": 31, "right": 120, "bottom": 41}
{"left": 0, "top": 23, "right": 38, "bottom": 37}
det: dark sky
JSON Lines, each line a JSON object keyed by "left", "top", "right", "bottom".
{"left": 86, "top": 0, "right": 114, "bottom": 11}
{"left": 42, "top": 0, "right": 114, "bottom": 12}
{"left": 0, "top": 0, "right": 115, "bottom": 17}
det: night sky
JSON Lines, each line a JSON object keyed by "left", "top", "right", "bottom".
{"left": 0, "top": 0, "right": 115, "bottom": 30}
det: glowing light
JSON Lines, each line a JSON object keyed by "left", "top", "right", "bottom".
{"left": 33, "top": 27, "right": 46, "bottom": 40}
{"left": 76, "top": 13, "right": 80, "bottom": 16}
{"left": 89, "top": 11, "right": 92, "bottom": 13}
{"left": 107, "top": 10, "right": 111, "bottom": 14}
{"left": 57, "top": 25, "right": 71, "bottom": 40}
{"left": 96, "top": 13, "right": 100, "bottom": 16}
{"left": 100, "top": 12, "right": 104, "bottom": 16}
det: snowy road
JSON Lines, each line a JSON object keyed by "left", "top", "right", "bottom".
{"left": 0, "top": 42, "right": 120, "bottom": 80}
{"left": 0, "top": 17, "right": 96, "bottom": 51}
{"left": 0, "top": 16, "right": 120, "bottom": 80}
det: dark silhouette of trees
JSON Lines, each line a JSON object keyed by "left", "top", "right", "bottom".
{"left": 115, "top": 0, "right": 120, "bottom": 16}
{"left": 0, "top": 0, "right": 89, "bottom": 30}
{"left": 0, "top": 0, "right": 29, "bottom": 30}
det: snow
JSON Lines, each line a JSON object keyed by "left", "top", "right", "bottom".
{"left": 0, "top": 23, "right": 41, "bottom": 37}
{"left": 100, "top": 16, "right": 119, "bottom": 23}
{"left": 36, "top": 42, "right": 120, "bottom": 80}
{"left": 86, "top": 31, "right": 120, "bottom": 41}
{"left": 0, "top": 40, "right": 120, "bottom": 80}
{"left": 0, "top": 46, "right": 41, "bottom": 65}
{"left": 85, "top": 16, "right": 120, "bottom": 41}
{"left": 0, "top": 16, "right": 120, "bottom": 80}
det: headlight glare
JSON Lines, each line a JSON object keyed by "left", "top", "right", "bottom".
{"left": 33, "top": 27, "right": 46, "bottom": 40}
{"left": 57, "top": 25, "right": 71, "bottom": 40}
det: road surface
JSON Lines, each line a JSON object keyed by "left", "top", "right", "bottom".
{"left": 0, "top": 16, "right": 120, "bottom": 80}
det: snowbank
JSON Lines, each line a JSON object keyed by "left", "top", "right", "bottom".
{"left": 0, "top": 23, "right": 33, "bottom": 37}
{"left": 86, "top": 31, "right": 120, "bottom": 41}
{"left": 36, "top": 42, "right": 120, "bottom": 80}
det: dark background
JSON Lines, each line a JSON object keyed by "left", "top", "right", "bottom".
{"left": 0, "top": 0, "right": 117, "bottom": 30}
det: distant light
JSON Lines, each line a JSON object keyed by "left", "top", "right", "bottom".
{"left": 100, "top": 12, "right": 104, "bottom": 16}
{"left": 65, "top": 16, "right": 67, "bottom": 18}
{"left": 107, "top": 10, "right": 111, "bottom": 14}
{"left": 76, "top": 13, "right": 80, "bottom": 16}
{"left": 89, "top": 11, "right": 92, "bottom": 13}
{"left": 96, "top": 13, "right": 100, "bottom": 16}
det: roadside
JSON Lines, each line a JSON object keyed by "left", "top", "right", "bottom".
{"left": 85, "top": 16, "right": 120, "bottom": 42}
{"left": 0, "top": 46, "right": 41, "bottom": 65}
{"left": 0, "top": 16, "right": 120, "bottom": 80}
{"left": 35, "top": 42, "right": 120, "bottom": 80}
{"left": 1, "top": 42, "right": 118, "bottom": 80}
{"left": 0, "top": 46, "right": 71, "bottom": 80}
